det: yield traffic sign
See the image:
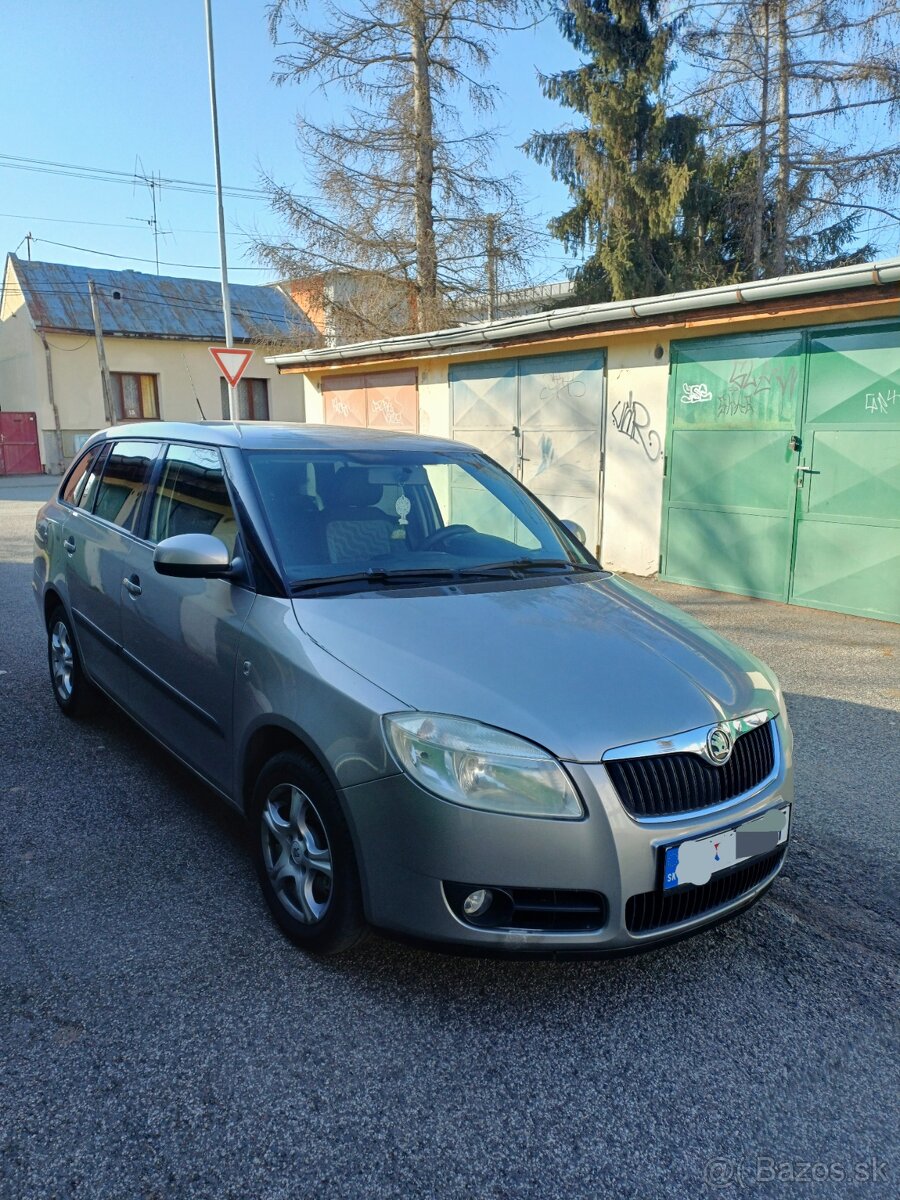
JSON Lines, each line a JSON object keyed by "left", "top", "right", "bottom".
{"left": 209, "top": 346, "right": 254, "bottom": 387}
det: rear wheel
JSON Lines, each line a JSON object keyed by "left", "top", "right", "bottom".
{"left": 251, "top": 751, "right": 367, "bottom": 956}
{"left": 47, "top": 605, "right": 98, "bottom": 718}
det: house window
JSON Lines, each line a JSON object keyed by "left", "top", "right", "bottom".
{"left": 220, "top": 377, "right": 270, "bottom": 421}
{"left": 111, "top": 372, "right": 159, "bottom": 421}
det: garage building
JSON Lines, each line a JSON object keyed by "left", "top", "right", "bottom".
{"left": 268, "top": 258, "right": 900, "bottom": 624}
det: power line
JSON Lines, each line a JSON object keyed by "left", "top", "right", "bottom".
{"left": 0, "top": 151, "right": 268, "bottom": 201}
{"left": 31, "top": 237, "right": 271, "bottom": 272}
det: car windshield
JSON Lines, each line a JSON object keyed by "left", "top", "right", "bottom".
{"left": 246, "top": 448, "right": 599, "bottom": 591}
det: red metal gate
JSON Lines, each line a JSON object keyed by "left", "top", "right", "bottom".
{"left": 0, "top": 412, "right": 42, "bottom": 475}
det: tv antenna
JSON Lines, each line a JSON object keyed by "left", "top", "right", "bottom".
{"left": 132, "top": 159, "right": 170, "bottom": 273}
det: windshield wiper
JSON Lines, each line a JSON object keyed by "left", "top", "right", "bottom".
{"left": 457, "top": 558, "right": 599, "bottom": 577}
{"left": 290, "top": 560, "right": 602, "bottom": 594}
{"left": 290, "top": 567, "right": 462, "bottom": 594}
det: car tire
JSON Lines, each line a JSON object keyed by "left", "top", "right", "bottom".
{"left": 47, "top": 605, "right": 99, "bottom": 718}
{"left": 251, "top": 751, "right": 367, "bottom": 956}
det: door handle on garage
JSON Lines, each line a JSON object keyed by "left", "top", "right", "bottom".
{"left": 123, "top": 575, "right": 142, "bottom": 597}
{"left": 63, "top": 536, "right": 76, "bottom": 555}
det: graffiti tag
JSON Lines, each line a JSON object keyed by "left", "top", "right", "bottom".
{"left": 370, "top": 396, "right": 405, "bottom": 425}
{"left": 539, "top": 372, "right": 587, "bottom": 407}
{"left": 865, "top": 390, "right": 897, "bottom": 414}
{"left": 532, "top": 434, "right": 557, "bottom": 479}
{"left": 714, "top": 359, "right": 799, "bottom": 423}
{"left": 612, "top": 393, "right": 662, "bottom": 462}
{"left": 681, "top": 382, "right": 712, "bottom": 404}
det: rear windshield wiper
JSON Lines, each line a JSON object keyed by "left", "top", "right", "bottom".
{"left": 458, "top": 558, "right": 599, "bottom": 577}
{"left": 290, "top": 567, "right": 462, "bottom": 594}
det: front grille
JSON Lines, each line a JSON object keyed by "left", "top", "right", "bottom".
{"left": 605, "top": 720, "right": 775, "bottom": 818}
{"left": 625, "top": 847, "right": 785, "bottom": 934}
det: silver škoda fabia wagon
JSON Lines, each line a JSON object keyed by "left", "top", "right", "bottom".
{"left": 34, "top": 423, "right": 793, "bottom": 956}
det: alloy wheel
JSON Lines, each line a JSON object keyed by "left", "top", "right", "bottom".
{"left": 50, "top": 620, "right": 74, "bottom": 701}
{"left": 260, "top": 784, "right": 334, "bottom": 924}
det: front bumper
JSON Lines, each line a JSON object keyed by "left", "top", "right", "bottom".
{"left": 340, "top": 714, "right": 794, "bottom": 952}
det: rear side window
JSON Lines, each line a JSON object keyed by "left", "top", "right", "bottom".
{"left": 61, "top": 444, "right": 110, "bottom": 512}
{"left": 92, "top": 441, "right": 160, "bottom": 534}
{"left": 149, "top": 444, "right": 238, "bottom": 555}
{"left": 61, "top": 446, "right": 100, "bottom": 507}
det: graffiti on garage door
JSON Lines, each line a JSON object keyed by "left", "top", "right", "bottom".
{"left": 662, "top": 321, "right": 900, "bottom": 623}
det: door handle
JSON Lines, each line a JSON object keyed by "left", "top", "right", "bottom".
{"left": 63, "top": 536, "right": 76, "bottom": 555}
{"left": 797, "top": 466, "right": 820, "bottom": 474}
{"left": 123, "top": 575, "right": 142, "bottom": 597}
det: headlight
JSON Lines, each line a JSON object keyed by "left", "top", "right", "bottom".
{"left": 383, "top": 713, "right": 583, "bottom": 819}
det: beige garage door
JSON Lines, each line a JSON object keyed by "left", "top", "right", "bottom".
{"left": 322, "top": 370, "right": 418, "bottom": 432}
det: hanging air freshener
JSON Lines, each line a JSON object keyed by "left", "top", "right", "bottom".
{"left": 395, "top": 489, "right": 411, "bottom": 526}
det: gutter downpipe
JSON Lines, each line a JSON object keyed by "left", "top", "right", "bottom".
{"left": 37, "top": 329, "right": 64, "bottom": 473}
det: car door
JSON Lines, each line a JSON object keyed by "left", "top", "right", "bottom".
{"left": 119, "top": 442, "right": 255, "bottom": 794}
{"left": 63, "top": 439, "right": 161, "bottom": 702}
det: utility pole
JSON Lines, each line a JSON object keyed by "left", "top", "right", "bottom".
{"left": 88, "top": 278, "right": 114, "bottom": 426}
{"left": 752, "top": 0, "right": 771, "bottom": 279}
{"left": 204, "top": 0, "right": 237, "bottom": 420}
{"left": 774, "top": 0, "right": 790, "bottom": 275}
{"left": 486, "top": 214, "right": 498, "bottom": 322}
{"left": 25, "top": 232, "right": 33, "bottom": 261}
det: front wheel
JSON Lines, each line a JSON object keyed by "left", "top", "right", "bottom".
{"left": 251, "top": 751, "right": 367, "bottom": 956}
{"left": 47, "top": 605, "right": 99, "bottom": 718}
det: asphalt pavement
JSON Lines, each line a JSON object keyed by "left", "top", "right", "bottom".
{"left": 1, "top": 480, "right": 898, "bottom": 1199}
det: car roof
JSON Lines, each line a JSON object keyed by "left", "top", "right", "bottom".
{"left": 84, "top": 421, "right": 468, "bottom": 455}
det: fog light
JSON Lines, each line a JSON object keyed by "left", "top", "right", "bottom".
{"left": 463, "top": 888, "right": 492, "bottom": 917}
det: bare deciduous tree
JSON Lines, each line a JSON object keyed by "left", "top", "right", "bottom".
{"left": 256, "top": 0, "right": 544, "bottom": 336}
{"left": 679, "top": 0, "right": 900, "bottom": 275}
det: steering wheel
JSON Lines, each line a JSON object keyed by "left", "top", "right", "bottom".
{"left": 420, "top": 524, "right": 474, "bottom": 551}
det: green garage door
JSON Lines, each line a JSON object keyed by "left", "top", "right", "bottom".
{"left": 790, "top": 325, "right": 900, "bottom": 620}
{"left": 661, "top": 322, "right": 900, "bottom": 623}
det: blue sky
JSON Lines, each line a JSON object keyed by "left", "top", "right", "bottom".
{"left": 0, "top": 1, "right": 580, "bottom": 287}
{"left": 4, "top": 2, "right": 894, "bottom": 293}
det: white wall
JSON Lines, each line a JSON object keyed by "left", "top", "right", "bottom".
{"left": 302, "top": 374, "right": 325, "bottom": 423}
{"left": 0, "top": 301, "right": 306, "bottom": 468}
{"left": 600, "top": 334, "right": 669, "bottom": 575}
{"left": 416, "top": 361, "right": 450, "bottom": 438}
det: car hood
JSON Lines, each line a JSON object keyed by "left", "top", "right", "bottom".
{"left": 291, "top": 574, "right": 779, "bottom": 762}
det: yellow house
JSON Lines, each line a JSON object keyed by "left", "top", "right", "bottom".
{"left": 0, "top": 254, "right": 310, "bottom": 473}
{"left": 267, "top": 258, "right": 900, "bottom": 622}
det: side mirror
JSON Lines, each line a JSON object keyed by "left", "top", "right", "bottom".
{"left": 153, "top": 533, "right": 232, "bottom": 578}
{"left": 561, "top": 519, "right": 586, "bottom": 545}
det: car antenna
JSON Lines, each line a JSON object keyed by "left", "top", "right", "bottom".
{"left": 181, "top": 353, "right": 206, "bottom": 420}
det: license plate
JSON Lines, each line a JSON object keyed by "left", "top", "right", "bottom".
{"left": 662, "top": 805, "right": 790, "bottom": 891}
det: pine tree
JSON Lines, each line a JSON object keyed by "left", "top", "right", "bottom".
{"left": 524, "top": 1, "right": 700, "bottom": 302}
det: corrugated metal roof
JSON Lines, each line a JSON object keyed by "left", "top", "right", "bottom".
{"left": 9, "top": 254, "right": 314, "bottom": 342}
